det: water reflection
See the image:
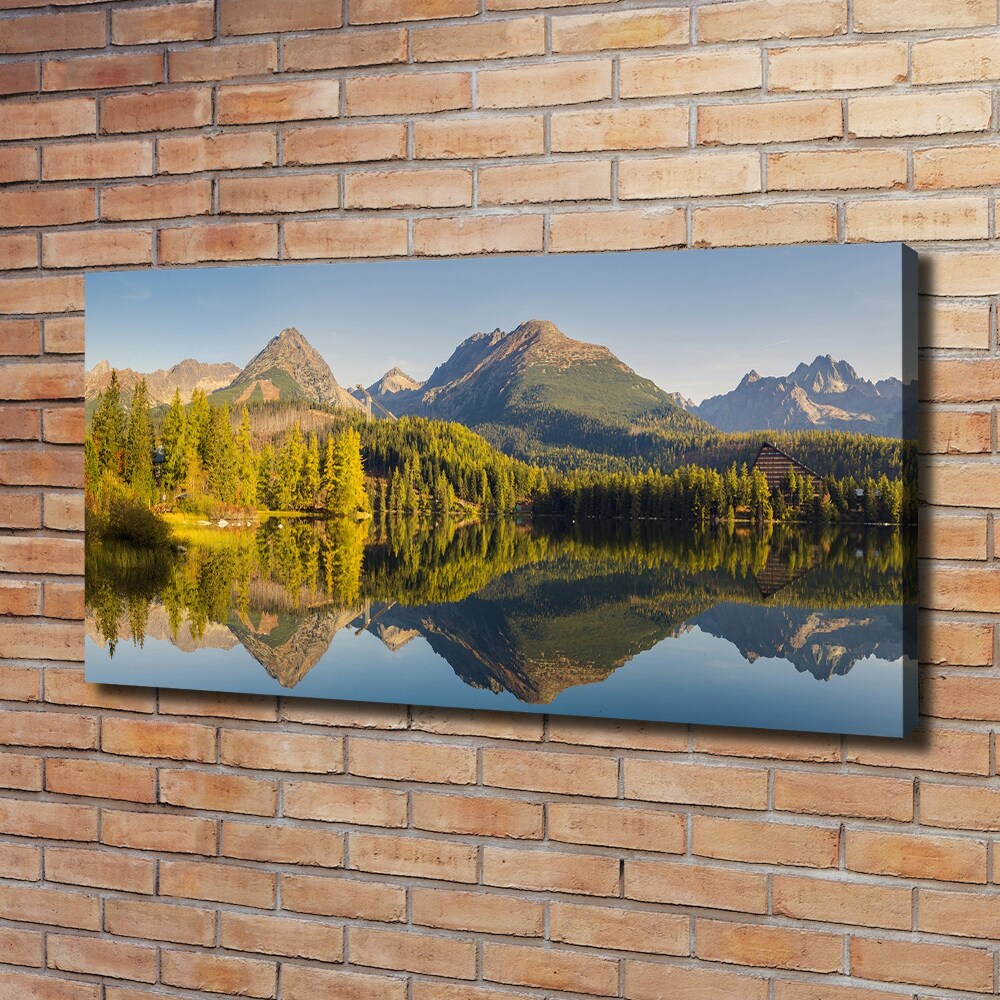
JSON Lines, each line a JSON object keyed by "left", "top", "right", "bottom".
{"left": 85, "top": 517, "right": 917, "bottom": 736}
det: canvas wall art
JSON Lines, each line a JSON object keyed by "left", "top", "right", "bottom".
{"left": 84, "top": 244, "right": 918, "bottom": 737}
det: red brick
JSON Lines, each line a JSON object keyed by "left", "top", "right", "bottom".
{"left": 170, "top": 41, "right": 278, "bottom": 82}
{"left": 222, "top": 820, "right": 345, "bottom": 867}
{"left": 413, "top": 214, "right": 543, "bottom": 256}
{"left": 0, "top": 972, "right": 97, "bottom": 1000}
{"left": 412, "top": 791, "right": 543, "bottom": 839}
{"left": 101, "top": 88, "right": 213, "bottom": 134}
{"left": 160, "top": 222, "right": 279, "bottom": 264}
{"left": 0, "top": 187, "right": 94, "bottom": 226}
{"left": 218, "top": 174, "right": 340, "bottom": 215}
{"left": 0, "top": 708, "right": 94, "bottom": 748}
{"left": 921, "top": 782, "right": 1000, "bottom": 831}
{"left": 625, "top": 759, "right": 768, "bottom": 808}
{"left": 43, "top": 53, "right": 163, "bottom": 92}
{"left": 220, "top": 728, "right": 343, "bottom": 772}
{"left": 220, "top": 0, "right": 343, "bottom": 35}
{"left": 848, "top": 728, "right": 990, "bottom": 775}
{"left": 699, "top": 0, "right": 847, "bottom": 42}
{"left": 0, "top": 11, "right": 106, "bottom": 54}
{"left": 846, "top": 829, "right": 987, "bottom": 883}
{"left": 43, "top": 410, "right": 85, "bottom": 445}
{"left": 351, "top": 0, "right": 478, "bottom": 23}
{"left": 351, "top": 926, "right": 476, "bottom": 979}
{"left": 162, "top": 951, "right": 276, "bottom": 998}
{"left": 45, "top": 846, "right": 155, "bottom": 895}
{"left": 346, "top": 72, "right": 471, "bottom": 116}
{"left": 551, "top": 901, "right": 689, "bottom": 955}
{"left": 221, "top": 912, "right": 343, "bottom": 962}
{"left": 46, "top": 758, "right": 154, "bottom": 803}
{"left": 626, "top": 858, "right": 768, "bottom": 914}
{"left": 0, "top": 925, "right": 41, "bottom": 967}
{"left": 284, "top": 218, "right": 407, "bottom": 259}
{"left": 412, "top": 886, "right": 544, "bottom": 937}
{"left": 101, "top": 717, "right": 216, "bottom": 762}
{"left": 43, "top": 229, "right": 153, "bottom": 269}
{"left": 0, "top": 666, "right": 39, "bottom": 702}
{"left": 0, "top": 235, "right": 38, "bottom": 271}
{"left": 478, "top": 60, "right": 611, "bottom": 109}
{"left": 100, "top": 179, "right": 212, "bottom": 221}
{"left": 0, "top": 406, "right": 39, "bottom": 440}
{"left": 483, "top": 845, "right": 618, "bottom": 895}
{"left": 0, "top": 276, "right": 84, "bottom": 314}
{"left": 0, "top": 798, "right": 97, "bottom": 841}
{"left": 284, "top": 122, "right": 406, "bottom": 165}
{"left": 101, "top": 809, "right": 218, "bottom": 856}
{"left": 352, "top": 833, "right": 478, "bottom": 883}
{"left": 482, "top": 746, "right": 617, "bottom": 796}
{"left": 0, "top": 841, "right": 40, "bottom": 880}
{"left": 0, "top": 885, "right": 99, "bottom": 931}
{"left": 0, "top": 60, "right": 38, "bottom": 96}
{"left": 219, "top": 80, "right": 339, "bottom": 125}
{"left": 851, "top": 936, "right": 992, "bottom": 993}
{"left": 286, "top": 30, "right": 406, "bottom": 70}
{"left": 158, "top": 131, "right": 277, "bottom": 174}
{"left": 0, "top": 488, "right": 23, "bottom": 534}
{"left": 160, "top": 859, "right": 276, "bottom": 908}
{"left": 44, "top": 668, "right": 153, "bottom": 712}
{"left": 0, "top": 582, "right": 40, "bottom": 619}
{"left": 773, "top": 771, "right": 914, "bottom": 821}
{"left": 112, "top": 1, "right": 214, "bottom": 44}
{"left": 0, "top": 147, "right": 38, "bottom": 184}
{"left": 0, "top": 751, "right": 42, "bottom": 791}
{"left": 43, "top": 318, "right": 85, "bottom": 354}
{"left": 105, "top": 899, "right": 215, "bottom": 947}
{"left": 773, "top": 874, "right": 912, "bottom": 930}
{"left": 159, "top": 768, "right": 278, "bottom": 816}
{"left": 349, "top": 736, "right": 477, "bottom": 782}
{"left": 158, "top": 690, "right": 276, "bottom": 721}
{"left": 0, "top": 450, "right": 83, "bottom": 489}
{"left": 0, "top": 321, "right": 40, "bottom": 357}
{"left": 696, "top": 919, "right": 842, "bottom": 973}
{"left": 483, "top": 942, "right": 618, "bottom": 996}
{"left": 695, "top": 815, "right": 840, "bottom": 868}
{"left": 282, "top": 873, "right": 405, "bottom": 922}
{"left": 413, "top": 17, "right": 544, "bottom": 60}
{"left": 626, "top": 962, "right": 769, "bottom": 1000}
{"left": 919, "top": 888, "right": 1000, "bottom": 939}
{"left": 283, "top": 965, "right": 405, "bottom": 1000}
{"left": 284, "top": 780, "right": 407, "bottom": 827}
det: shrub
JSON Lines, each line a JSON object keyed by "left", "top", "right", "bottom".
{"left": 106, "top": 498, "right": 173, "bottom": 549}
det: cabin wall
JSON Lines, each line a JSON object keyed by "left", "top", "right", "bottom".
{"left": 0, "top": 2, "right": 997, "bottom": 997}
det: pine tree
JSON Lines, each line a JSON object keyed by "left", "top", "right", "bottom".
{"left": 235, "top": 408, "right": 258, "bottom": 509}
{"left": 160, "top": 390, "right": 188, "bottom": 496}
{"left": 91, "top": 371, "right": 127, "bottom": 477}
{"left": 124, "top": 379, "right": 154, "bottom": 503}
{"left": 301, "top": 432, "right": 321, "bottom": 509}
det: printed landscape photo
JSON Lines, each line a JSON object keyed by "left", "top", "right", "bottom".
{"left": 84, "top": 245, "right": 918, "bottom": 737}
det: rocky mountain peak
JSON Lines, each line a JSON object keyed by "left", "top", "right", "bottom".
{"left": 233, "top": 327, "right": 360, "bottom": 410}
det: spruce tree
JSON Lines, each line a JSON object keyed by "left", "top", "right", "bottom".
{"left": 235, "top": 408, "right": 258, "bottom": 508}
{"left": 92, "top": 371, "right": 126, "bottom": 477}
{"left": 124, "top": 379, "right": 154, "bottom": 503}
{"left": 160, "top": 390, "right": 188, "bottom": 496}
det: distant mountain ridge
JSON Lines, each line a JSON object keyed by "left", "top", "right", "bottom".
{"left": 692, "top": 355, "right": 903, "bottom": 435}
{"left": 85, "top": 358, "right": 240, "bottom": 407}
{"left": 88, "top": 328, "right": 903, "bottom": 447}
{"left": 367, "top": 319, "right": 701, "bottom": 430}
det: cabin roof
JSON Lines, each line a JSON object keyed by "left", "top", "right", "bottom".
{"left": 752, "top": 442, "right": 823, "bottom": 484}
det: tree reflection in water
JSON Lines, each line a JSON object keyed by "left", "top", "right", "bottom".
{"left": 86, "top": 516, "right": 916, "bottom": 702}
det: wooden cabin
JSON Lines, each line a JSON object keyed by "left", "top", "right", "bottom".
{"left": 752, "top": 443, "right": 824, "bottom": 494}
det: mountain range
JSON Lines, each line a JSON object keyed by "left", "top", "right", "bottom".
{"left": 690, "top": 355, "right": 903, "bottom": 436}
{"left": 86, "top": 323, "right": 904, "bottom": 439}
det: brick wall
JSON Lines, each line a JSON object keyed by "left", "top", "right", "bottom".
{"left": 0, "top": 0, "right": 998, "bottom": 996}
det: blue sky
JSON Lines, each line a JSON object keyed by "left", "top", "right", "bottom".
{"left": 86, "top": 244, "right": 905, "bottom": 404}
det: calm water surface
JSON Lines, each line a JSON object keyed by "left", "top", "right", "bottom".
{"left": 85, "top": 517, "right": 918, "bottom": 737}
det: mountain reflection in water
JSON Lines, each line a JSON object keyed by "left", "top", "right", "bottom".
{"left": 85, "top": 517, "right": 918, "bottom": 737}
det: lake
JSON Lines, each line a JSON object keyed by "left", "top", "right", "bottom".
{"left": 85, "top": 517, "right": 918, "bottom": 737}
